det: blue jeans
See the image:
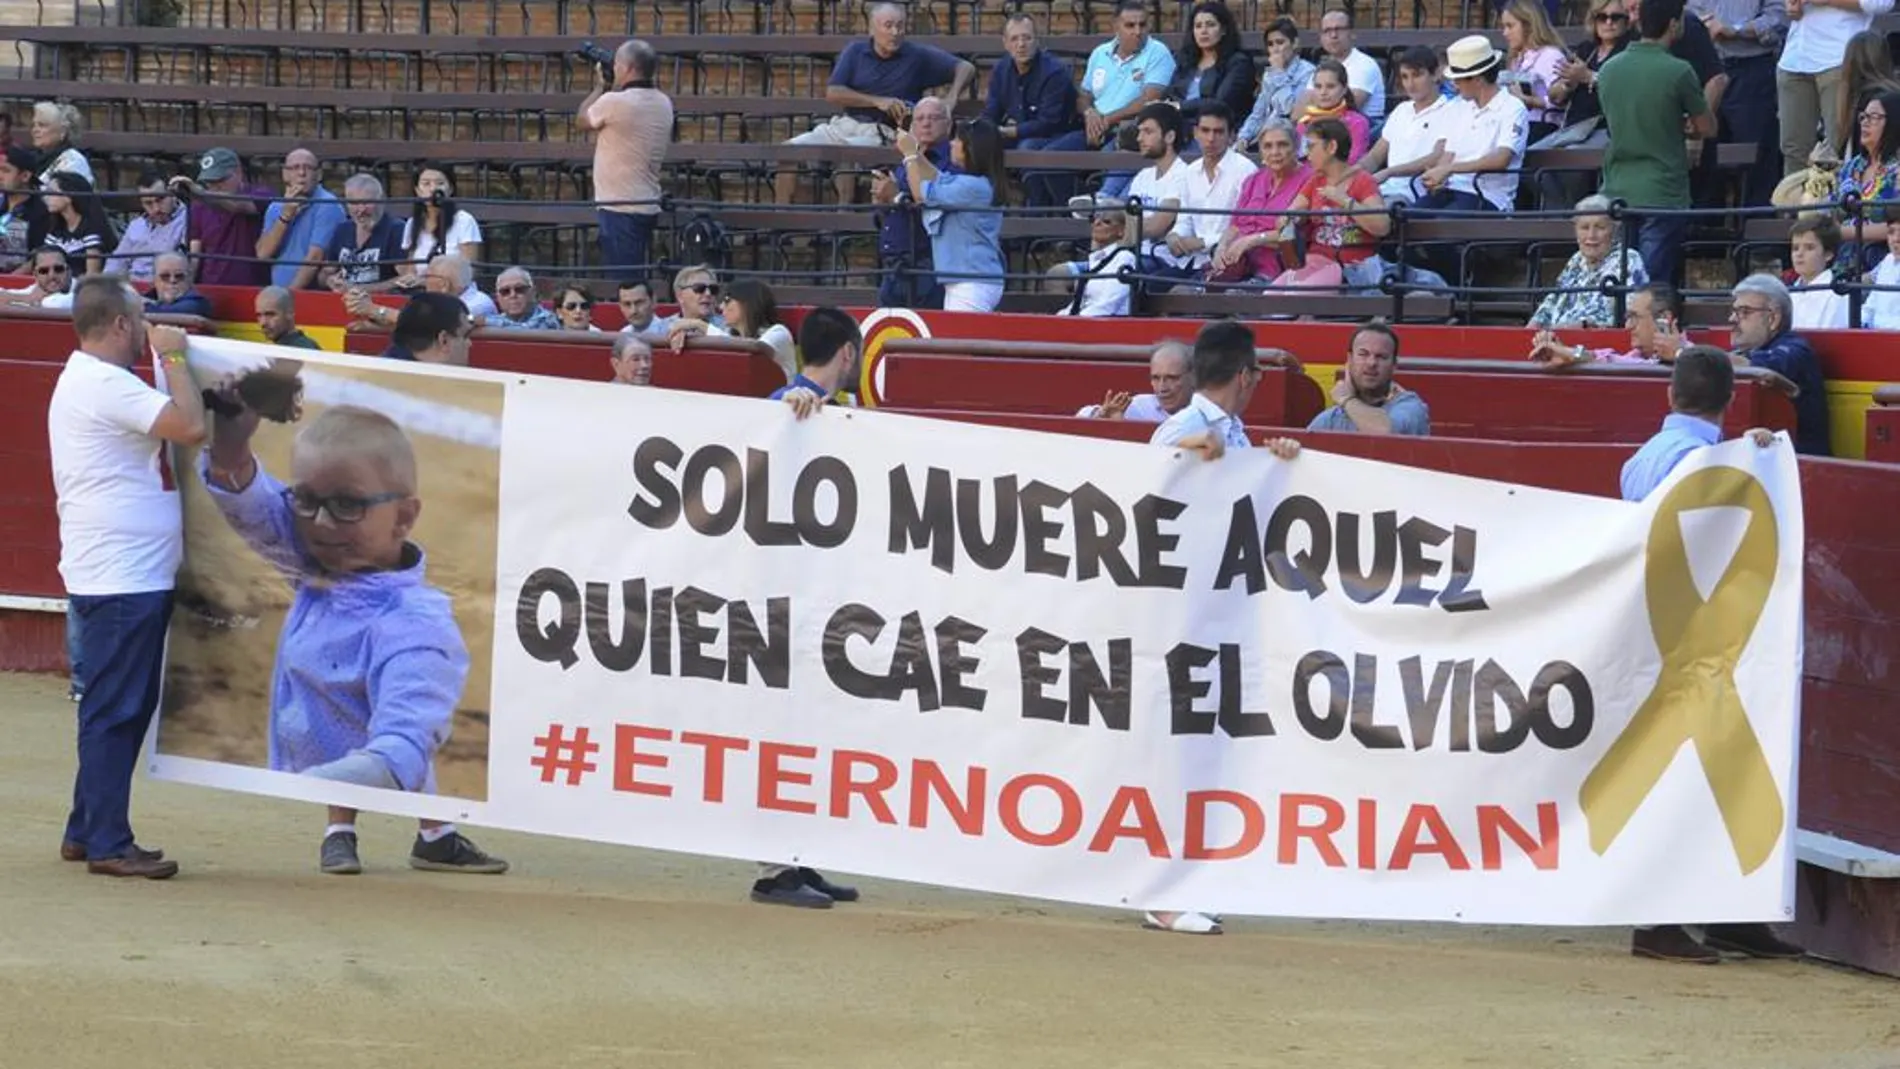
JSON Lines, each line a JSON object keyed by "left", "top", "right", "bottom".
{"left": 1636, "top": 213, "right": 1690, "bottom": 289}
{"left": 64, "top": 590, "right": 174, "bottom": 859}
{"left": 877, "top": 257, "right": 944, "bottom": 309}
{"left": 1041, "top": 129, "right": 1134, "bottom": 200}
{"left": 65, "top": 602, "right": 84, "bottom": 700}
{"left": 597, "top": 210, "right": 657, "bottom": 276}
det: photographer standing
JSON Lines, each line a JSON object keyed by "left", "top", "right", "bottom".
{"left": 578, "top": 40, "right": 673, "bottom": 275}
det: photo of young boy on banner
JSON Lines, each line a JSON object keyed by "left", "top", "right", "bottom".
{"left": 154, "top": 342, "right": 505, "bottom": 874}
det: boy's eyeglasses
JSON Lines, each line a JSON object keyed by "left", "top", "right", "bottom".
{"left": 283, "top": 486, "right": 405, "bottom": 523}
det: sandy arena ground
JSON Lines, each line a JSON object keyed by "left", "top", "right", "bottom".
{"left": 2, "top": 672, "right": 1896, "bottom": 1069}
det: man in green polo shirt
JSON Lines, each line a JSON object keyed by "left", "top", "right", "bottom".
{"left": 1596, "top": 0, "right": 1716, "bottom": 289}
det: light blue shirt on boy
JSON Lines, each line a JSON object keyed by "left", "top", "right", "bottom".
{"left": 263, "top": 187, "right": 347, "bottom": 288}
{"left": 1620, "top": 412, "right": 1722, "bottom": 501}
{"left": 201, "top": 456, "right": 468, "bottom": 793}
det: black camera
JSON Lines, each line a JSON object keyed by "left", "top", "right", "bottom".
{"left": 576, "top": 40, "right": 615, "bottom": 83}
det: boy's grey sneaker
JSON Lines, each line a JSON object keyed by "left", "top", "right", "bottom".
{"left": 408, "top": 831, "right": 509, "bottom": 874}
{"left": 320, "top": 830, "right": 362, "bottom": 875}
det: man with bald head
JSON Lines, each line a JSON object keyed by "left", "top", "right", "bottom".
{"left": 774, "top": 2, "right": 975, "bottom": 204}
{"left": 1077, "top": 340, "right": 1193, "bottom": 420}
{"left": 255, "top": 147, "right": 345, "bottom": 290}
{"left": 580, "top": 39, "right": 673, "bottom": 275}
{"left": 870, "top": 94, "right": 952, "bottom": 308}
{"left": 254, "top": 286, "right": 321, "bottom": 349}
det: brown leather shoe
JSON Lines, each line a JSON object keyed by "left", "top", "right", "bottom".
{"left": 62, "top": 841, "right": 164, "bottom": 863}
{"left": 86, "top": 853, "right": 179, "bottom": 880}
{"left": 1632, "top": 925, "right": 1720, "bottom": 964}
{"left": 1703, "top": 923, "right": 1806, "bottom": 960}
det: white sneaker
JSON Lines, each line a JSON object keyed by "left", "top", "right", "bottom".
{"left": 1142, "top": 910, "right": 1223, "bottom": 935}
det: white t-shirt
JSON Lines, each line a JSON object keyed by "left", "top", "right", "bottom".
{"left": 758, "top": 322, "right": 796, "bottom": 383}
{"left": 48, "top": 351, "right": 182, "bottom": 595}
{"left": 1128, "top": 157, "right": 1193, "bottom": 267}
{"left": 1445, "top": 90, "right": 1529, "bottom": 210}
{"left": 402, "top": 209, "right": 484, "bottom": 264}
{"left": 1867, "top": 255, "right": 1900, "bottom": 329}
{"left": 1058, "top": 245, "right": 1137, "bottom": 317}
{"left": 1315, "top": 48, "right": 1387, "bottom": 122}
{"left": 1792, "top": 270, "right": 1850, "bottom": 330}
{"left": 1780, "top": 1, "right": 1892, "bottom": 74}
{"left": 1179, "top": 150, "right": 1259, "bottom": 266}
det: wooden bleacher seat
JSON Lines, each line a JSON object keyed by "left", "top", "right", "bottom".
{"left": 1144, "top": 291, "right": 1454, "bottom": 322}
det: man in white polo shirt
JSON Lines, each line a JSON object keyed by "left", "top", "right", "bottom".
{"left": 49, "top": 274, "right": 209, "bottom": 880}
{"left": 1416, "top": 36, "right": 1529, "bottom": 214}
{"left": 1165, "top": 102, "right": 1257, "bottom": 283}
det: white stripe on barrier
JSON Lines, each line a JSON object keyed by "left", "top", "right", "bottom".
{"left": 0, "top": 594, "right": 67, "bottom": 613}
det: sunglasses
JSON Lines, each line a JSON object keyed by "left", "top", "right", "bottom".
{"left": 282, "top": 486, "right": 404, "bottom": 524}
{"left": 1594, "top": 11, "right": 1628, "bottom": 21}
{"left": 156, "top": 271, "right": 187, "bottom": 282}
{"left": 496, "top": 284, "right": 531, "bottom": 296}
{"left": 560, "top": 301, "right": 589, "bottom": 311}
{"left": 682, "top": 282, "right": 720, "bottom": 295}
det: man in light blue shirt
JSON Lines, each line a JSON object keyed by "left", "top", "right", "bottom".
{"left": 256, "top": 147, "right": 346, "bottom": 290}
{"left": 1620, "top": 343, "right": 1778, "bottom": 501}
{"left": 1617, "top": 342, "right": 1795, "bottom": 967}
{"left": 1042, "top": 0, "right": 1175, "bottom": 199}
{"left": 1307, "top": 322, "right": 1431, "bottom": 435}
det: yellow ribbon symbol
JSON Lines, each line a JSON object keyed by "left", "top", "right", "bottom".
{"left": 1579, "top": 465, "right": 1786, "bottom": 875}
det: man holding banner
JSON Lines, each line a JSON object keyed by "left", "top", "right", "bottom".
{"left": 1144, "top": 319, "right": 1299, "bottom": 935}
{"left": 1617, "top": 344, "right": 1805, "bottom": 965}
{"left": 50, "top": 276, "right": 208, "bottom": 879}
{"left": 752, "top": 306, "right": 866, "bottom": 907}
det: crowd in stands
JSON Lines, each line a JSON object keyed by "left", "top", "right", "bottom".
{"left": 0, "top": 0, "right": 1870, "bottom": 454}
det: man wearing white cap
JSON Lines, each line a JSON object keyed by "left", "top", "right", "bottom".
{"left": 1414, "top": 36, "right": 1529, "bottom": 215}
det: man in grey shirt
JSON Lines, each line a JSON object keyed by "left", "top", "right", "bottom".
{"left": 1306, "top": 321, "right": 1431, "bottom": 436}
{"left": 1688, "top": 0, "right": 1786, "bottom": 205}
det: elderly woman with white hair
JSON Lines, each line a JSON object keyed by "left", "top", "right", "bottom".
{"left": 29, "top": 102, "right": 92, "bottom": 186}
{"left": 1526, "top": 194, "right": 1647, "bottom": 329}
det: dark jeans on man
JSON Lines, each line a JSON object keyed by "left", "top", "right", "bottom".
{"left": 597, "top": 210, "right": 658, "bottom": 274}
{"left": 877, "top": 257, "right": 944, "bottom": 310}
{"left": 1041, "top": 129, "right": 1135, "bottom": 200}
{"left": 1696, "top": 54, "right": 1780, "bottom": 208}
{"left": 1636, "top": 212, "right": 1690, "bottom": 288}
{"left": 1405, "top": 189, "right": 1494, "bottom": 284}
{"left": 65, "top": 601, "right": 85, "bottom": 701}
{"left": 64, "top": 590, "right": 174, "bottom": 860}
{"left": 1019, "top": 135, "right": 1074, "bottom": 207}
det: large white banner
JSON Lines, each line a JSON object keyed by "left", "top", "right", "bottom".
{"left": 154, "top": 341, "right": 1804, "bottom": 925}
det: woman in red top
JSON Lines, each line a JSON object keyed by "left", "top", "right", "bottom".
{"left": 1274, "top": 118, "right": 1389, "bottom": 291}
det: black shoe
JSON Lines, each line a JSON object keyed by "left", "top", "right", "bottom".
{"left": 799, "top": 866, "right": 859, "bottom": 902}
{"left": 751, "top": 869, "right": 833, "bottom": 908}
{"left": 408, "top": 831, "right": 509, "bottom": 874}
{"left": 1632, "top": 925, "right": 1720, "bottom": 964}
{"left": 1703, "top": 923, "right": 1805, "bottom": 960}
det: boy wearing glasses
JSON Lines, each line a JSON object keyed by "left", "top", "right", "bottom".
{"left": 200, "top": 384, "right": 508, "bottom": 876}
